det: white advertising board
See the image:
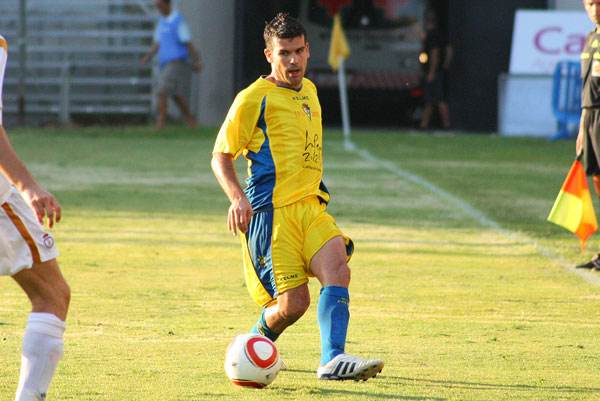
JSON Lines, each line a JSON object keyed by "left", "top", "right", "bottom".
{"left": 509, "top": 10, "right": 594, "bottom": 75}
{"left": 498, "top": 74, "right": 556, "bottom": 137}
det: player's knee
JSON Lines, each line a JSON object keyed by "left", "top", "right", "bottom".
{"left": 280, "top": 305, "right": 307, "bottom": 325}
{"left": 337, "top": 262, "right": 351, "bottom": 287}
{"left": 32, "top": 279, "right": 70, "bottom": 320}
{"left": 345, "top": 263, "right": 352, "bottom": 282}
{"left": 57, "top": 279, "right": 71, "bottom": 312}
{"left": 328, "top": 260, "right": 351, "bottom": 287}
{"left": 50, "top": 282, "right": 70, "bottom": 320}
{"left": 316, "top": 259, "right": 351, "bottom": 288}
{"left": 279, "top": 296, "right": 309, "bottom": 325}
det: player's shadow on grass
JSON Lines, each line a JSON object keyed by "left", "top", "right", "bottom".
{"left": 280, "top": 369, "right": 445, "bottom": 400}
{"left": 392, "top": 375, "right": 600, "bottom": 395}
{"left": 277, "top": 386, "right": 443, "bottom": 401}
{"left": 281, "top": 371, "right": 600, "bottom": 399}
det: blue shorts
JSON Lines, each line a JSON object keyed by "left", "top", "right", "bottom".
{"left": 240, "top": 196, "right": 353, "bottom": 307}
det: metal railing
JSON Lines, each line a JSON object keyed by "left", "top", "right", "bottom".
{"left": 2, "top": 0, "right": 156, "bottom": 125}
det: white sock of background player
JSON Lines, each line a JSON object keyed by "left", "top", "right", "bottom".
{"left": 14, "top": 313, "right": 66, "bottom": 401}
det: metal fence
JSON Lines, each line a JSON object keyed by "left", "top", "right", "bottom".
{"left": 2, "top": 0, "right": 156, "bottom": 126}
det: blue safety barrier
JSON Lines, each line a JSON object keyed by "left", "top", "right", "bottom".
{"left": 550, "top": 60, "right": 582, "bottom": 141}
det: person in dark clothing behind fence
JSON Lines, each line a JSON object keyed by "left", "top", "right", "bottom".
{"left": 419, "top": 9, "right": 451, "bottom": 130}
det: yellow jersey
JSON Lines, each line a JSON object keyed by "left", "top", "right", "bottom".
{"left": 213, "top": 77, "right": 330, "bottom": 212}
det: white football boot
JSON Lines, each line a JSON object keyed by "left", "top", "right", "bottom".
{"left": 317, "top": 353, "right": 384, "bottom": 381}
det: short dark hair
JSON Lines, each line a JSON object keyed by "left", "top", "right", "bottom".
{"left": 263, "top": 13, "right": 307, "bottom": 50}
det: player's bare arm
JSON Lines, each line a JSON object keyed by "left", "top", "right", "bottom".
{"left": 443, "top": 44, "right": 453, "bottom": 70}
{"left": 427, "top": 46, "right": 440, "bottom": 82}
{"left": 186, "top": 43, "right": 202, "bottom": 71}
{"left": 577, "top": 108, "right": 587, "bottom": 156}
{"left": 140, "top": 42, "right": 159, "bottom": 65}
{"left": 211, "top": 152, "right": 253, "bottom": 235}
{"left": 0, "top": 126, "right": 61, "bottom": 228}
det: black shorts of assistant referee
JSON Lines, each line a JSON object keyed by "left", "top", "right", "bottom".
{"left": 583, "top": 107, "right": 600, "bottom": 176}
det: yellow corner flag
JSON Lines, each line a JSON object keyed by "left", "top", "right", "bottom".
{"left": 328, "top": 14, "right": 350, "bottom": 71}
{"left": 548, "top": 158, "right": 598, "bottom": 251}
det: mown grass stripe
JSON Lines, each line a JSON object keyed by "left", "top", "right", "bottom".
{"left": 344, "top": 139, "right": 600, "bottom": 287}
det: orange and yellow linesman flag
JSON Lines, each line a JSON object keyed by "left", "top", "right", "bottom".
{"left": 548, "top": 158, "right": 598, "bottom": 251}
{"left": 327, "top": 14, "right": 350, "bottom": 71}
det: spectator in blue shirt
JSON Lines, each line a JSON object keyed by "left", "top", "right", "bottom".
{"left": 141, "top": 0, "right": 202, "bottom": 130}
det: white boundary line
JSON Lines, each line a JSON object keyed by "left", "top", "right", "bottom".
{"left": 344, "top": 139, "right": 600, "bottom": 287}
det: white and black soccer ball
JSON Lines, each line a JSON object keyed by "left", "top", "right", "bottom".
{"left": 224, "top": 333, "right": 282, "bottom": 388}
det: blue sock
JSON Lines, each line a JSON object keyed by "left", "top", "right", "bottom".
{"left": 250, "top": 308, "right": 280, "bottom": 342}
{"left": 318, "top": 286, "right": 349, "bottom": 365}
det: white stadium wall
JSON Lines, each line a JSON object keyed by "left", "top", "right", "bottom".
{"left": 179, "top": 0, "right": 236, "bottom": 127}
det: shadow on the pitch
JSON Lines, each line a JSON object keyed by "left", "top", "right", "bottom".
{"left": 391, "top": 375, "right": 600, "bottom": 394}
{"left": 280, "top": 371, "right": 600, "bottom": 398}
{"left": 278, "top": 370, "right": 446, "bottom": 400}
{"left": 276, "top": 386, "right": 444, "bottom": 401}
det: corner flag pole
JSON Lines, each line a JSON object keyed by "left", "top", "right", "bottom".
{"left": 328, "top": 13, "right": 352, "bottom": 147}
{"left": 337, "top": 55, "right": 351, "bottom": 143}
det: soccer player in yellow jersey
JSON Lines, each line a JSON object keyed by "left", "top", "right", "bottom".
{"left": 212, "top": 13, "right": 384, "bottom": 381}
{"left": 0, "top": 35, "right": 70, "bottom": 400}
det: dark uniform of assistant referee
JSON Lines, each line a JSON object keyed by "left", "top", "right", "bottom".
{"left": 581, "top": 30, "right": 600, "bottom": 175}
{"left": 577, "top": 29, "right": 600, "bottom": 269}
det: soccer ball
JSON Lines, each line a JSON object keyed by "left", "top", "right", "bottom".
{"left": 224, "top": 333, "right": 282, "bottom": 388}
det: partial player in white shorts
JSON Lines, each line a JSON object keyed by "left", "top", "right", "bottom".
{"left": 1, "top": 187, "right": 59, "bottom": 276}
{"left": 1, "top": 32, "right": 70, "bottom": 401}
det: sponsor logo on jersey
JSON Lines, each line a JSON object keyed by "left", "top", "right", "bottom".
{"left": 43, "top": 233, "right": 54, "bottom": 249}
{"left": 302, "top": 103, "right": 311, "bottom": 120}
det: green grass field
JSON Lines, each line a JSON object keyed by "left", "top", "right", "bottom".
{"left": 1, "top": 126, "right": 599, "bottom": 400}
